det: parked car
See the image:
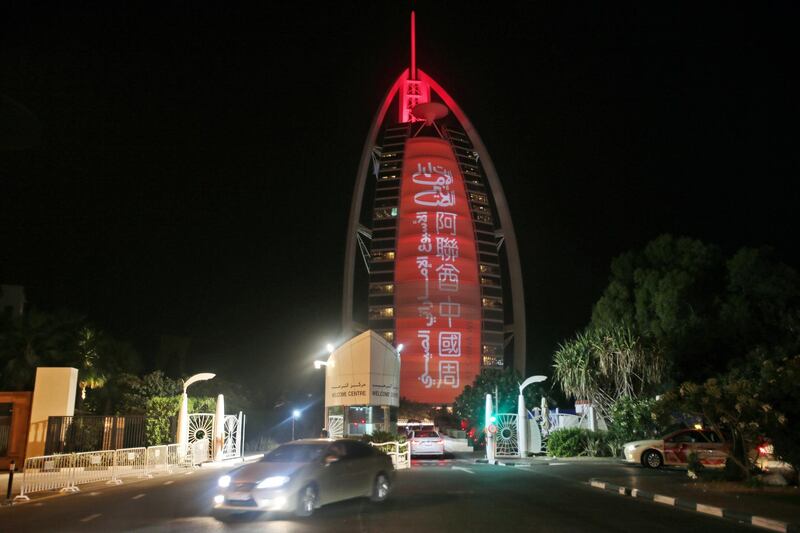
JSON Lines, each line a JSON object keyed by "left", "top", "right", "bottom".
{"left": 410, "top": 429, "right": 445, "bottom": 458}
{"left": 212, "top": 438, "right": 395, "bottom": 519}
{"left": 623, "top": 428, "right": 730, "bottom": 469}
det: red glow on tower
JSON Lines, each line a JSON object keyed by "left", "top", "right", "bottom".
{"left": 399, "top": 11, "right": 430, "bottom": 123}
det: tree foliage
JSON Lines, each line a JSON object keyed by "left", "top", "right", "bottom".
{"left": 553, "top": 324, "right": 666, "bottom": 417}
{"left": 589, "top": 235, "right": 800, "bottom": 382}
{"left": 655, "top": 353, "right": 800, "bottom": 478}
{"left": 0, "top": 307, "right": 143, "bottom": 401}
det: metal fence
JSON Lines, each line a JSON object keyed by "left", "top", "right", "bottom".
{"left": 370, "top": 441, "right": 411, "bottom": 470}
{"left": 45, "top": 415, "right": 178, "bottom": 455}
{"left": 15, "top": 443, "right": 191, "bottom": 501}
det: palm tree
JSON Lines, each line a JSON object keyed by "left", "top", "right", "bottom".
{"left": 75, "top": 327, "right": 107, "bottom": 400}
{"left": 0, "top": 310, "right": 68, "bottom": 390}
{"left": 553, "top": 324, "right": 667, "bottom": 418}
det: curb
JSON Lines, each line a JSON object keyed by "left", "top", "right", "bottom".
{"left": 474, "top": 459, "right": 532, "bottom": 468}
{"left": 199, "top": 454, "right": 264, "bottom": 469}
{"left": 588, "top": 479, "right": 799, "bottom": 533}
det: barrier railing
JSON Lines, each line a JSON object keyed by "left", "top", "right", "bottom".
{"left": 370, "top": 441, "right": 411, "bottom": 470}
{"left": 71, "top": 450, "right": 116, "bottom": 487}
{"left": 15, "top": 443, "right": 192, "bottom": 501}
{"left": 112, "top": 446, "right": 149, "bottom": 482}
{"left": 146, "top": 445, "right": 168, "bottom": 475}
{"left": 166, "top": 443, "right": 188, "bottom": 470}
{"left": 15, "top": 454, "right": 78, "bottom": 498}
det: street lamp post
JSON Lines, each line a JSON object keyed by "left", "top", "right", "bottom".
{"left": 177, "top": 372, "right": 216, "bottom": 456}
{"left": 292, "top": 409, "right": 301, "bottom": 440}
{"left": 517, "top": 375, "right": 547, "bottom": 458}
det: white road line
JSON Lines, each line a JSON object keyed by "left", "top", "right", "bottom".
{"left": 451, "top": 466, "right": 475, "bottom": 474}
{"left": 88, "top": 492, "right": 101, "bottom": 496}
{"left": 549, "top": 462, "right": 568, "bottom": 466}
{"left": 590, "top": 481, "right": 606, "bottom": 489}
{"left": 132, "top": 493, "right": 146, "bottom": 500}
{"left": 164, "top": 480, "right": 174, "bottom": 485}
{"left": 80, "top": 514, "right": 101, "bottom": 522}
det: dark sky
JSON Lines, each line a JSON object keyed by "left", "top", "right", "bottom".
{"left": 1, "top": 2, "right": 798, "bottom": 396}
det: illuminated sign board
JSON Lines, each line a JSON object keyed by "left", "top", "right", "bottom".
{"left": 395, "top": 137, "right": 481, "bottom": 403}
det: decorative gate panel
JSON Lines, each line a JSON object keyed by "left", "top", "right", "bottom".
{"left": 222, "top": 413, "right": 242, "bottom": 459}
{"left": 188, "top": 413, "right": 214, "bottom": 461}
{"left": 328, "top": 415, "right": 343, "bottom": 438}
{"left": 495, "top": 413, "right": 519, "bottom": 457}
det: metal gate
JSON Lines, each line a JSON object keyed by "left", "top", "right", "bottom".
{"left": 188, "top": 413, "right": 214, "bottom": 461}
{"left": 328, "top": 415, "right": 343, "bottom": 438}
{"left": 222, "top": 413, "right": 243, "bottom": 459}
{"left": 495, "top": 413, "right": 519, "bottom": 457}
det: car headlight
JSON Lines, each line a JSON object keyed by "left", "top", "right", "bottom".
{"left": 624, "top": 444, "right": 639, "bottom": 452}
{"left": 256, "top": 476, "right": 290, "bottom": 489}
{"left": 218, "top": 475, "right": 231, "bottom": 488}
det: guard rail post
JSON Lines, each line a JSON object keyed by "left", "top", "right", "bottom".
{"left": 5, "top": 460, "right": 15, "bottom": 502}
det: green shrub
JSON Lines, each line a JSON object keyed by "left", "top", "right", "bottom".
{"left": 687, "top": 452, "right": 704, "bottom": 478}
{"left": 547, "top": 428, "right": 585, "bottom": 457}
{"left": 359, "top": 430, "right": 407, "bottom": 444}
{"left": 547, "top": 428, "right": 613, "bottom": 457}
{"left": 606, "top": 397, "right": 659, "bottom": 456}
{"left": 144, "top": 395, "right": 216, "bottom": 446}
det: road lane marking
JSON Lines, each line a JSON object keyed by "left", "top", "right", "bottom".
{"left": 451, "top": 466, "right": 475, "bottom": 474}
{"left": 590, "top": 481, "right": 606, "bottom": 489}
{"left": 80, "top": 514, "right": 101, "bottom": 522}
{"left": 549, "top": 462, "right": 568, "bottom": 466}
{"left": 89, "top": 492, "right": 101, "bottom": 496}
{"left": 164, "top": 480, "right": 174, "bottom": 485}
{"left": 132, "top": 493, "right": 146, "bottom": 500}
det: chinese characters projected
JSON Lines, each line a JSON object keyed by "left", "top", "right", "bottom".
{"left": 395, "top": 137, "right": 481, "bottom": 403}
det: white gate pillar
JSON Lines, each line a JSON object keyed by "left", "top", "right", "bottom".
{"left": 485, "top": 393, "right": 495, "bottom": 464}
{"left": 177, "top": 391, "right": 189, "bottom": 454}
{"left": 213, "top": 394, "right": 225, "bottom": 461}
{"left": 517, "top": 393, "right": 527, "bottom": 458}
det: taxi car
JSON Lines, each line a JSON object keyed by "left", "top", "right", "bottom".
{"left": 623, "top": 428, "right": 730, "bottom": 469}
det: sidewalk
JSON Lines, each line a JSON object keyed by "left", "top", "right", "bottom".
{"left": 592, "top": 470, "right": 800, "bottom": 529}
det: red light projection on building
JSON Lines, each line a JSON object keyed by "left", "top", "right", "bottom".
{"left": 395, "top": 137, "right": 481, "bottom": 403}
{"left": 398, "top": 11, "right": 430, "bottom": 123}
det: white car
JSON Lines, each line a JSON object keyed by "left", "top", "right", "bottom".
{"left": 212, "top": 439, "right": 394, "bottom": 520}
{"left": 623, "top": 428, "right": 730, "bottom": 469}
{"left": 410, "top": 430, "right": 445, "bottom": 457}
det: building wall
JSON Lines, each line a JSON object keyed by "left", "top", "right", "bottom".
{"left": 26, "top": 367, "right": 78, "bottom": 459}
{"left": 0, "top": 391, "right": 32, "bottom": 470}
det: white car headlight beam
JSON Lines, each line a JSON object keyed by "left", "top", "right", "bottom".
{"left": 218, "top": 475, "right": 231, "bottom": 488}
{"left": 257, "top": 476, "right": 291, "bottom": 489}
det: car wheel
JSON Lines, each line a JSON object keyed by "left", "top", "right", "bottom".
{"left": 296, "top": 484, "right": 318, "bottom": 517}
{"left": 642, "top": 449, "right": 663, "bottom": 469}
{"left": 370, "top": 473, "right": 391, "bottom": 503}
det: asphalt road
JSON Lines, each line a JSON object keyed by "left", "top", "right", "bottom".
{"left": 0, "top": 459, "right": 757, "bottom": 532}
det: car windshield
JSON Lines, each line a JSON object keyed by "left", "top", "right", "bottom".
{"left": 415, "top": 430, "right": 439, "bottom": 438}
{"left": 261, "top": 443, "right": 327, "bottom": 463}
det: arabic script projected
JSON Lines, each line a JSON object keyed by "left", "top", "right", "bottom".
{"left": 395, "top": 137, "right": 481, "bottom": 403}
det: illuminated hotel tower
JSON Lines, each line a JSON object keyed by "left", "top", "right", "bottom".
{"left": 342, "top": 13, "right": 526, "bottom": 404}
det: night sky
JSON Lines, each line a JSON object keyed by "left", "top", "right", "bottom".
{"left": 1, "top": 3, "right": 798, "bottom": 398}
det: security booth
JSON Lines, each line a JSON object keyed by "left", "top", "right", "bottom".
{"left": 323, "top": 330, "right": 400, "bottom": 438}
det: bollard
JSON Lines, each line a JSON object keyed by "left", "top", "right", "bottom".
{"left": 6, "top": 460, "right": 15, "bottom": 501}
